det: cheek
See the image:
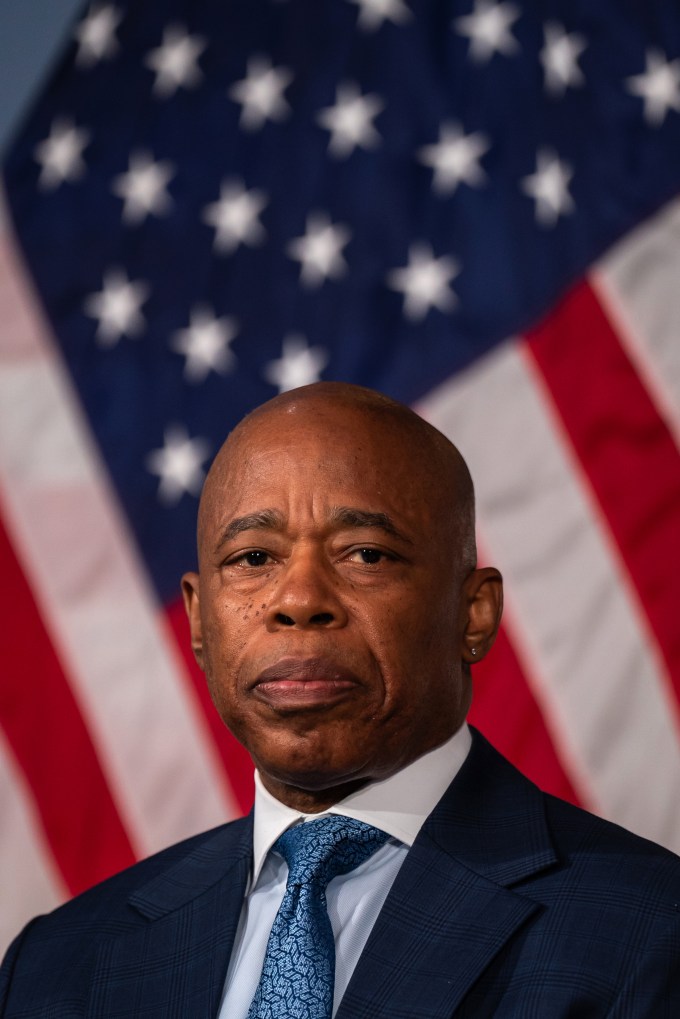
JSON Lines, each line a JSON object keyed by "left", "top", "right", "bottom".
{"left": 201, "top": 602, "right": 252, "bottom": 699}
{"left": 203, "top": 587, "right": 255, "bottom": 647}
{"left": 370, "top": 599, "right": 457, "bottom": 698}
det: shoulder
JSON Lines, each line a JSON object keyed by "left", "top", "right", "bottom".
{"left": 445, "top": 727, "right": 680, "bottom": 901}
{"left": 33, "top": 814, "right": 252, "bottom": 928}
{"left": 0, "top": 814, "right": 252, "bottom": 1007}
{"left": 541, "top": 787, "right": 680, "bottom": 906}
{"left": 421, "top": 730, "right": 680, "bottom": 1012}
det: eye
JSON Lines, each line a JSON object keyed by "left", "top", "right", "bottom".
{"left": 347, "top": 548, "right": 388, "bottom": 565}
{"left": 228, "top": 549, "right": 272, "bottom": 568}
{"left": 244, "top": 550, "right": 269, "bottom": 566}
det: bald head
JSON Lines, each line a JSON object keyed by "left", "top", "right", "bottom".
{"left": 199, "top": 382, "right": 476, "bottom": 575}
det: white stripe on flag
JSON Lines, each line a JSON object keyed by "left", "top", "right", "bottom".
{"left": 592, "top": 195, "right": 680, "bottom": 449}
{"left": 0, "top": 202, "right": 238, "bottom": 859}
{"left": 418, "top": 340, "right": 680, "bottom": 852}
{"left": 0, "top": 733, "right": 63, "bottom": 955}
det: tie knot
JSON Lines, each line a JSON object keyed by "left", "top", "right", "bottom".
{"left": 273, "top": 815, "right": 389, "bottom": 889}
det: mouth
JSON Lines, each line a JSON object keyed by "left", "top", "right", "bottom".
{"left": 251, "top": 657, "right": 361, "bottom": 711}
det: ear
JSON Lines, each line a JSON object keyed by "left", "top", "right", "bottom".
{"left": 459, "top": 566, "right": 503, "bottom": 665}
{"left": 181, "top": 571, "right": 204, "bottom": 670}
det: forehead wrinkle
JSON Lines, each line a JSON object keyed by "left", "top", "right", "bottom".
{"left": 329, "top": 506, "right": 413, "bottom": 545}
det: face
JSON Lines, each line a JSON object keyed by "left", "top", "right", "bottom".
{"left": 183, "top": 399, "right": 500, "bottom": 806}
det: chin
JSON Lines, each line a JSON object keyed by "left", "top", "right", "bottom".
{"left": 256, "top": 747, "right": 373, "bottom": 792}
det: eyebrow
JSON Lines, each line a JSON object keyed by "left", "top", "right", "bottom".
{"left": 215, "top": 505, "right": 412, "bottom": 548}
{"left": 217, "top": 509, "right": 284, "bottom": 547}
{"left": 329, "top": 506, "right": 412, "bottom": 544}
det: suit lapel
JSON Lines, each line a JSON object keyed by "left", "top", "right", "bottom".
{"left": 88, "top": 816, "right": 253, "bottom": 1018}
{"left": 337, "top": 731, "right": 559, "bottom": 1019}
{"left": 337, "top": 834, "right": 540, "bottom": 1018}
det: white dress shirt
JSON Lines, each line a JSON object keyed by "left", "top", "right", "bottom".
{"left": 218, "top": 724, "right": 472, "bottom": 1018}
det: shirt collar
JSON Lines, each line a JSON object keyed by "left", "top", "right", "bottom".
{"left": 251, "top": 723, "right": 471, "bottom": 885}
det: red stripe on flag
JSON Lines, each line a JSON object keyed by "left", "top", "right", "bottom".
{"left": 526, "top": 281, "right": 680, "bottom": 719}
{"left": 0, "top": 506, "right": 136, "bottom": 894}
{"left": 165, "top": 599, "right": 254, "bottom": 815}
{"left": 469, "top": 623, "right": 581, "bottom": 806}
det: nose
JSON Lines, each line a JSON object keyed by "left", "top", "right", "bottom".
{"left": 265, "top": 551, "right": 348, "bottom": 630}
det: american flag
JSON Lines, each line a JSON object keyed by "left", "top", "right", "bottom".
{"left": 2, "top": 0, "right": 680, "bottom": 952}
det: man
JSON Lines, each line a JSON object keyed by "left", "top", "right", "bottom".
{"left": 1, "top": 382, "right": 680, "bottom": 1017}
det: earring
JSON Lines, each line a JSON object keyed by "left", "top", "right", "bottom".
{"left": 470, "top": 647, "right": 477, "bottom": 656}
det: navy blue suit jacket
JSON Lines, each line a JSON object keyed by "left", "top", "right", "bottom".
{"left": 2, "top": 729, "right": 680, "bottom": 1016}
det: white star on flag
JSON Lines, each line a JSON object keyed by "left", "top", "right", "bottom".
{"left": 540, "top": 22, "right": 587, "bottom": 97}
{"left": 317, "top": 83, "right": 385, "bottom": 158}
{"left": 111, "top": 150, "right": 175, "bottom": 225}
{"left": 229, "top": 56, "right": 293, "bottom": 131}
{"left": 170, "top": 306, "right": 239, "bottom": 383}
{"left": 387, "top": 243, "right": 459, "bottom": 321}
{"left": 202, "top": 179, "right": 268, "bottom": 254}
{"left": 287, "top": 213, "right": 352, "bottom": 288}
{"left": 347, "top": 0, "right": 412, "bottom": 32}
{"left": 521, "top": 148, "right": 574, "bottom": 227}
{"left": 454, "top": 0, "right": 520, "bottom": 64}
{"left": 418, "top": 122, "right": 490, "bottom": 196}
{"left": 146, "top": 425, "right": 210, "bottom": 504}
{"left": 34, "top": 117, "right": 90, "bottom": 191}
{"left": 263, "top": 335, "right": 330, "bottom": 392}
{"left": 83, "top": 268, "right": 150, "bottom": 346}
{"left": 145, "top": 24, "right": 206, "bottom": 99}
{"left": 74, "top": 3, "right": 122, "bottom": 67}
{"left": 626, "top": 49, "right": 680, "bottom": 127}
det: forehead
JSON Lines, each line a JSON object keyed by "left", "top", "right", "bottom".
{"left": 200, "top": 402, "right": 454, "bottom": 538}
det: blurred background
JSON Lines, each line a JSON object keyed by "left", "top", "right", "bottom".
{"left": 0, "top": 2, "right": 82, "bottom": 158}
{"left": 1, "top": 0, "right": 680, "bottom": 955}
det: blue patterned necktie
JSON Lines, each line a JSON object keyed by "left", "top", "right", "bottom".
{"left": 246, "top": 815, "right": 389, "bottom": 1019}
